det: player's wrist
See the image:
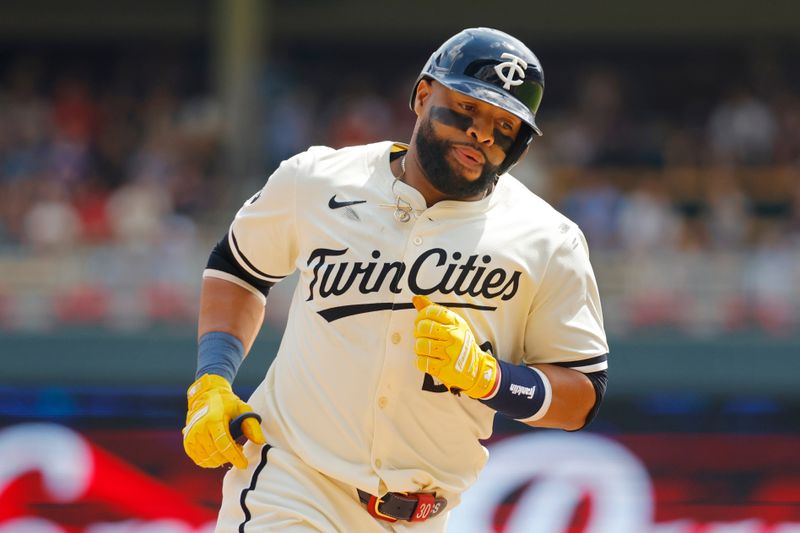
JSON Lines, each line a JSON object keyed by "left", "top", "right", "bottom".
{"left": 479, "top": 360, "right": 552, "bottom": 421}
{"left": 196, "top": 331, "right": 245, "bottom": 384}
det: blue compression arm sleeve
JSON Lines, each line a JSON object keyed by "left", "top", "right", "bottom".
{"left": 196, "top": 331, "right": 245, "bottom": 383}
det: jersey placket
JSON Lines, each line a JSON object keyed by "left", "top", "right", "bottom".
{"left": 369, "top": 207, "right": 431, "bottom": 491}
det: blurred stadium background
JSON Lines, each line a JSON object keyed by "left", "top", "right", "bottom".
{"left": 1, "top": 1, "right": 800, "bottom": 531}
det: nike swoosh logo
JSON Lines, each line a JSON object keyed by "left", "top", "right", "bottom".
{"left": 328, "top": 195, "right": 367, "bottom": 209}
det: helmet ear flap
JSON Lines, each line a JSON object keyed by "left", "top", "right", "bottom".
{"left": 498, "top": 124, "right": 534, "bottom": 176}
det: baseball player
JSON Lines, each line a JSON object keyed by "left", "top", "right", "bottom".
{"left": 182, "top": 28, "right": 608, "bottom": 532}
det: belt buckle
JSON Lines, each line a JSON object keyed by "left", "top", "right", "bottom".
{"left": 368, "top": 494, "right": 398, "bottom": 523}
{"left": 361, "top": 489, "right": 446, "bottom": 523}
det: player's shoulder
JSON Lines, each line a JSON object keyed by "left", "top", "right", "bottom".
{"left": 289, "top": 142, "right": 387, "bottom": 168}
{"left": 496, "top": 175, "right": 593, "bottom": 271}
{"left": 279, "top": 142, "right": 393, "bottom": 184}
{"left": 497, "top": 173, "right": 580, "bottom": 238}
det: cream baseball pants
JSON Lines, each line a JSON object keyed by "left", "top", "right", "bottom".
{"left": 215, "top": 444, "right": 450, "bottom": 533}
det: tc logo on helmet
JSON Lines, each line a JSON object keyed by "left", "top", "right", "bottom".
{"left": 493, "top": 52, "right": 528, "bottom": 90}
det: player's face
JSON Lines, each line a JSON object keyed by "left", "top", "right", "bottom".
{"left": 413, "top": 81, "right": 523, "bottom": 199}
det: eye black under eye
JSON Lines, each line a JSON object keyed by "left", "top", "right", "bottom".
{"left": 430, "top": 106, "right": 473, "bottom": 132}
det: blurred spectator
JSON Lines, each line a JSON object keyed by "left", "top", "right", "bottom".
{"left": 0, "top": 179, "right": 36, "bottom": 243}
{"left": 43, "top": 132, "right": 92, "bottom": 186}
{"left": 21, "top": 181, "right": 80, "bottom": 252}
{"left": 617, "top": 178, "right": 683, "bottom": 253}
{"left": 127, "top": 122, "right": 180, "bottom": 186}
{"left": 72, "top": 176, "right": 113, "bottom": 243}
{"left": 327, "top": 91, "right": 393, "bottom": 148}
{"left": 107, "top": 180, "right": 172, "bottom": 249}
{"left": 545, "top": 114, "right": 598, "bottom": 167}
{"left": 707, "top": 88, "right": 777, "bottom": 165}
{"left": 741, "top": 225, "right": 796, "bottom": 335}
{"left": 0, "top": 58, "right": 51, "bottom": 183}
{"left": 661, "top": 126, "right": 704, "bottom": 168}
{"left": 560, "top": 174, "right": 622, "bottom": 249}
{"left": 43, "top": 77, "right": 96, "bottom": 185}
{"left": 705, "top": 171, "right": 751, "bottom": 249}
{"left": 772, "top": 91, "right": 800, "bottom": 165}
{"left": 51, "top": 76, "right": 98, "bottom": 144}
{"left": 545, "top": 70, "right": 624, "bottom": 167}
{"left": 509, "top": 150, "right": 554, "bottom": 203}
{"left": 265, "top": 89, "right": 317, "bottom": 167}
{"left": 94, "top": 89, "right": 140, "bottom": 190}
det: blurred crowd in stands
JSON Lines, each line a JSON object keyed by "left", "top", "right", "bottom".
{"left": 0, "top": 56, "right": 220, "bottom": 253}
{"left": 1, "top": 47, "right": 799, "bottom": 334}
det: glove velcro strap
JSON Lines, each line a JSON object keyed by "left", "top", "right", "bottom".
{"left": 187, "top": 373, "right": 232, "bottom": 405}
{"left": 467, "top": 353, "right": 498, "bottom": 399}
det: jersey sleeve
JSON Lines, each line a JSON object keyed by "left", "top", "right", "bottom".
{"left": 523, "top": 226, "right": 609, "bottom": 373}
{"left": 225, "top": 154, "right": 303, "bottom": 285}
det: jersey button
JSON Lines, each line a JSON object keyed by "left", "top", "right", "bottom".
{"left": 378, "top": 397, "right": 388, "bottom": 409}
{"left": 375, "top": 459, "right": 382, "bottom": 468}
{"left": 391, "top": 332, "right": 401, "bottom": 344}
{"left": 413, "top": 236, "right": 423, "bottom": 245}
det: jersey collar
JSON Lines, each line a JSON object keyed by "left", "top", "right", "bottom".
{"left": 378, "top": 141, "right": 500, "bottom": 218}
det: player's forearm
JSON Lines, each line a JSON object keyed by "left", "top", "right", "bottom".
{"left": 198, "top": 276, "right": 265, "bottom": 354}
{"left": 524, "top": 364, "right": 596, "bottom": 431}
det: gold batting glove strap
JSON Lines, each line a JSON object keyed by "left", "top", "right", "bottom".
{"left": 182, "top": 373, "right": 266, "bottom": 470}
{"left": 472, "top": 352, "right": 499, "bottom": 399}
{"left": 412, "top": 295, "right": 499, "bottom": 399}
{"left": 187, "top": 373, "right": 230, "bottom": 405}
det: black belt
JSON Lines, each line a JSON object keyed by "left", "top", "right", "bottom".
{"left": 357, "top": 489, "right": 447, "bottom": 523}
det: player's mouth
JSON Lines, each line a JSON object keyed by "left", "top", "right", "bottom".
{"left": 451, "top": 144, "right": 485, "bottom": 170}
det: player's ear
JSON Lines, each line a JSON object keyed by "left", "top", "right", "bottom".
{"left": 413, "top": 79, "right": 433, "bottom": 115}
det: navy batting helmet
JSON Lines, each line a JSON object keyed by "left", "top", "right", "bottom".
{"left": 411, "top": 27, "right": 545, "bottom": 175}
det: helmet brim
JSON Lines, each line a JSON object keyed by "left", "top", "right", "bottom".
{"left": 438, "top": 76, "right": 542, "bottom": 136}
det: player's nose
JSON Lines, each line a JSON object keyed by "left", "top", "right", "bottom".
{"left": 466, "top": 114, "right": 494, "bottom": 146}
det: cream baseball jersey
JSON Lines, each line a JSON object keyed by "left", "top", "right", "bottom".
{"left": 204, "top": 141, "right": 608, "bottom": 498}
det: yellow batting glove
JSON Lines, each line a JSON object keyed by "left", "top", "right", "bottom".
{"left": 412, "top": 295, "right": 498, "bottom": 399}
{"left": 182, "top": 374, "right": 266, "bottom": 469}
